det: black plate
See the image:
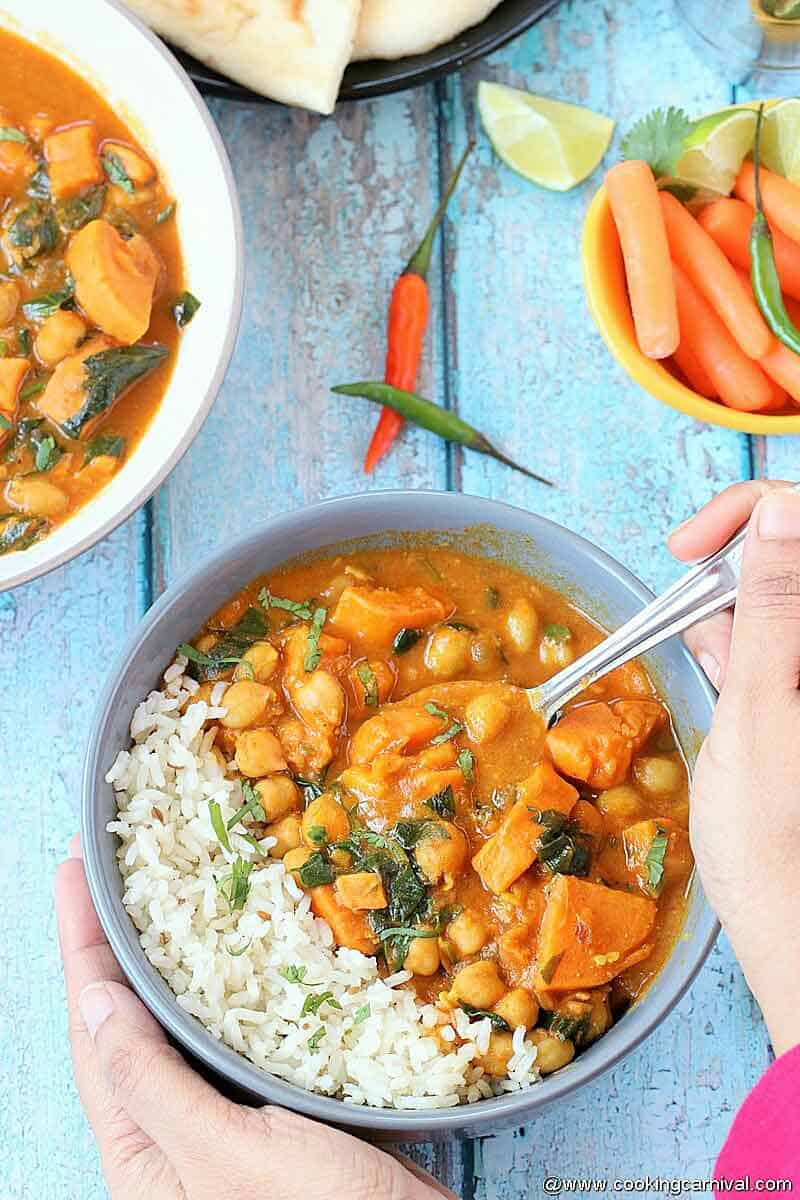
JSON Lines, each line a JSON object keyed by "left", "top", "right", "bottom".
{"left": 171, "top": 0, "right": 562, "bottom": 106}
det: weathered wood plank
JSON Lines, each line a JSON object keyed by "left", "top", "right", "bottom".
{"left": 153, "top": 91, "right": 448, "bottom": 589}
{"left": 0, "top": 513, "right": 148, "bottom": 1200}
{"left": 438, "top": 2, "right": 768, "bottom": 1191}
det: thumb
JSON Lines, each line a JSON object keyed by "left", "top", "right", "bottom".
{"left": 79, "top": 980, "right": 238, "bottom": 1180}
{"left": 726, "top": 488, "right": 800, "bottom": 698}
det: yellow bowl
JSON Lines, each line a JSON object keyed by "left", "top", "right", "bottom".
{"left": 581, "top": 175, "right": 800, "bottom": 436}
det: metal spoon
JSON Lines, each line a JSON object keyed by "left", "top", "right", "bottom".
{"left": 529, "top": 509, "right": 754, "bottom": 726}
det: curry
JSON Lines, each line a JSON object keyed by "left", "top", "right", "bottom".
{"left": 180, "top": 546, "right": 693, "bottom": 1078}
{"left": 0, "top": 29, "right": 189, "bottom": 555}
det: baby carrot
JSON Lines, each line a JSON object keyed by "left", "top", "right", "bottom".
{"left": 604, "top": 160, "right": 678, "bottom": 359}
{"left": 672, "top": 339, "right": 717, "bottom": 398}
{"left": 660, "top": 191, "right": 772, "bottom": 361}
{"left": 698, "top": 197, "right": 800, "bottom": 302}
{"left": 735, "top": 161, "right": 800, "bottom": 246}
{"left": 671, "top": 263, "right": 778, "bottom": 412}
{"left": 730, "top": 266, "right": 800, "bottom": 407}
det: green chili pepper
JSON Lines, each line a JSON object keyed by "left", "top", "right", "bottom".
{"left": 750, "top": 104, "right": 800, "bottom": 356}
{"left": 332, "top": 381, "right": 553, "bottom": 486}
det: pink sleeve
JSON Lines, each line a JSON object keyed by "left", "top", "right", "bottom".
{"left": 715, "top": 1044, "right": 800, "bottom": 1194}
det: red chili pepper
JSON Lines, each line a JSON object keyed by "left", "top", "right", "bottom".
{"left": 363, "top": 140, "right": 474, "bottom": 474}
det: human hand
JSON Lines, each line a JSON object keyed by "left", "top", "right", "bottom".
{"left": 669, "top": 481, "right": 800, "bottom": 1057}
{"left": 55, "top": 838, "right": 457, "bottom": 1200}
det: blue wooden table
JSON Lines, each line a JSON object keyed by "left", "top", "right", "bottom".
{"left": 2, "top": 1, "right": 785, "bottom": 1195}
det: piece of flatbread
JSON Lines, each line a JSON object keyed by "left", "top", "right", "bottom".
{"left": 352, "top": 0, "right": 503, "bottom": 61}
{"left": 124, "top": 0, "right": 362, "bottom": 114}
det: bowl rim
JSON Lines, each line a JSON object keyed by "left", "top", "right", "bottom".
{"left": 0, "top": 0, "right": 245, "bottom": 592}
{"left": 82, "top": 489, "right": 720, "bottom": 1133}
{"left": 581, "top": 102, "right": 800, "bottom": 437}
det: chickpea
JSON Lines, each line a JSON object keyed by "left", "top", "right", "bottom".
{"left": 451, "top": 960, "right": 506, "bottom": 1010}
{"left": 404, "top": 931, "right": 441, "bottom": 976}
{"left": 539, "top": 633, "right": 575, "bottom": 671}
{"left": 447, "top": 908, "right": 489, "bottom": 958}
{"left": 234, "top": 728, "right": 286, "bottom": 778}
{"left": 504, "top": 597, "right": 539, "bottom": 654}
{"left": 530, "top": 1029, "right": 575, "bottom": 1074}
{"left": 464, "top": 691, "right": 511, "bottom": 745}
{"left": 414, "top": 820, "right": 469, "bottom": 886}
{"left": 283, "top": 846, "right": 314, "bottom": 875}
{"left": 35, "top": 309, "right": 86, "bottom": 366}
{"left": 220, "top": 681, "right": 271, "bottom": 729}
{"left": 302, "top": 793, "right": 350, "bottom": 847}
{"left": 596, "top": 785, "right": 641, "bottom": 821}
{"left": 294, "top": 670, "right": 345, "bottom": 729}
{"left": 267, "top": 814, "right": 302, "bottom": 857}
{"left": 495, "top": 987, "right": 539, "bottom": 1030}
{"left": 424, "top": 626, "right": 472, "bottom": 680}
{"left": 0, "top": 279, "right": 19, "bottom": 325}
{"left": 479, "top": 1031, "right": 515, "bottom": 1078}
{"left": 470, "top": 631, "right": 503, "bottom": 674}
{"left": 632, "top": 755, "right": 684, "bottom": 801}
{"left": 5, "top": 476, "right": 68, "bottom": 516}
{"left": 558, "top": 990, "right": 612, "bottom": 1044}
{"left": 254, "top": 775, "right": 301, "bottom": 822}
{"left": 234, "top": 640, "right": 279, "bottom": 683}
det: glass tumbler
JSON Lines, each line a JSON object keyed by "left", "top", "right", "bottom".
{"left": 674, "top": 0, "right": 800, "bottom": 92}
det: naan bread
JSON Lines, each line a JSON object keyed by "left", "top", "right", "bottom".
{"left": 352, "top": 0, "right": 503, "bottom": 61}
{"left": 124, "top": 0, "right": 361, "bottom": 114}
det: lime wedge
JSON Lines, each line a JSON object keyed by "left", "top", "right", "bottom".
{"left": 477, "top": 82, "right": 615, "bottom": 191}
{"left": 761, "top": 98, "right": 800, "bottom": 183}
{"left": 669, "top": 107, "right": 757, "bottom": 198}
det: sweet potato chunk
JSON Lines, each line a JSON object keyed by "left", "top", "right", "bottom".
{"left": 37, "top": 335, "right": 115, "bottom": 428}
{"left": 546, "top": 699, "right": 666, "bottom": 790}
{"left": 623, "top": 818, "right": 692, "bottom": 896}
{"left": 44, "top": 123, "right": 102, "bottom": 198}
{"left": 334, "top": 871, "right": 387, "bottom": 911}
{"left": 0, "top": 138, "right": 35, "bottom": 186}
{"left": 331, "top": 584, "right": 447, "bottom": 653}
{"left": 310, "top": 884, "right": 379, "bottom": 956}
{"left": 535, "top": 875, "right": 656, "bottom": 1003}
{"left": 66, "top": 219, "right": 161, "bottom": 344}
{"left": 472, "top": 763, "right": 578, "bottom": 894}
{"left": 349, "top": 705, "right": 445, "bottom": 764}
{"left": 0, "top": 357, "right": 30, "bottom": 418}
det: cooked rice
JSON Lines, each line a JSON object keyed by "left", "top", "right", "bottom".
{"left": 106, "top": 660, "right": 541, "bottom": 1108}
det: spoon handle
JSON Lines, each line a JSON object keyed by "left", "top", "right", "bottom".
{"left": 534, "top": 513, "right": 752, "bottom": 723}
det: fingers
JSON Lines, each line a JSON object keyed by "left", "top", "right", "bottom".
{"left": 725, "top": 489, "right": 800, "bottom": 698}
{"left": 79, "top": 978, "right": 238, "bottom": 1176}
{"left": 668, "top": 480, "right": 791, "bottom": 562}
{"left": 683, "top": 610, "right": 734, "bottom": 691}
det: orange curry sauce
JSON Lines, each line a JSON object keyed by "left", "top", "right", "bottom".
{"left": 183, "top": 547, "right": 693, "bottom": 1077}
{"left": 0, "top": 29, "right": 184, "bottom": 553}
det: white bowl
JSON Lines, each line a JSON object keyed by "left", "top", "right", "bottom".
{"left": 0, "top": 0, "right": 243, "bottom": 591}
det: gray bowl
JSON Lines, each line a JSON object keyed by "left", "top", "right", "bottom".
{"left": 82, "top": 490, "right": 718, "bottom": 1140}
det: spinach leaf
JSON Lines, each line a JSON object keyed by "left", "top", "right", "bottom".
{"left": 458, "top": 1002, "right": 510, "bottom": 1032}
{"left": 393, "top": 627, "right": 422, "bottom": 654}
{"left": 356, "top": 661, "right": 378, "bottom": 707}
{"left": 0, "top": 513, "right": 48, "bottom": 555}
{"left": 102, "top": 150, "right": 134, "bottom": 194}
{"left": 424, "top": 785, "right": 455, "bottom": 818}
{"left": 172, "top": 291, "right": 201, "bottom": 328}
{"left": 184, "top": 605, "right": 269, "bottom": 682}
{"left": 534, "top": 811, "right": 590, "bottom": 878}
{"left": 8, "top": 202, "right": 58, "bottom": 260}
{"left": 62, "top": 344, "right": 168, "bottom": 439}
{"left": 298, "top": 851, "right": 336, "bottom": 889}
{"left": 83, "top": 434, "right": 125, "bottom": 467}
{"left": 540, "top": 1009, "right": 590, "bottom": 1044}
{"left": 33, "top": 432, "right": 62, "bottom": 472}
{"left": 390, "top": 819, "right": 447, "bottom": 851}
{"left": 17, "top": 328, "right": 30, "bottom": 356}
{"left": 293, "top": 773, "right": 327, "bottom": 805}
{"left": 55, "top": 185, "right": 107, "bottom": 232}
{"left": 258, "top": 588, "right": 314, "bottom": 620}
{"left": 0, "top": 413, "right": 10, "bottom": 431}
{"left": 304, "top": 606, "right": 327, "bottom": 672}
{"left": 22, "top": 277, "right": 75, "bottom": 322}
{"left": 645, "top": 825, "right": 669, "bottom": 894}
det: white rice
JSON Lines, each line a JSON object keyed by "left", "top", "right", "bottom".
{"left": 106, "top": 666, "right": 541, "bottom": 1108}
